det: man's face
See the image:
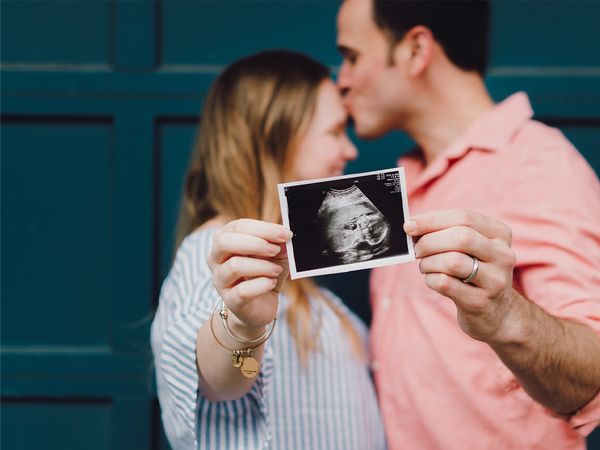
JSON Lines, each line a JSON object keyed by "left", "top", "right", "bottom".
{"left": 336, "top": 0, "right": 410, "bottom": 138}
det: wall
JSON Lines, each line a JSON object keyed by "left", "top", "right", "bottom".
{"left": 1, "top": 1, "right": 599, "bottom": 448}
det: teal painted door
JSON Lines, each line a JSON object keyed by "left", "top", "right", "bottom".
{"left": 1, "top": 1, "right": 599, "bottom": 449}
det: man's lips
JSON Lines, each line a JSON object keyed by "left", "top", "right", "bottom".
{"left": 343, "top": 103, "right": 356, "bottom": 126}
{"left": 342, "top": 97, "right": 352, "bottom": 113}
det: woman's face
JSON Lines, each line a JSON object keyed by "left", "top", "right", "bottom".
{"left": 291, "top": 79, "right": 358, "bottom": 180}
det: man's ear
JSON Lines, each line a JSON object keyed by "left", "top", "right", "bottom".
{"left": 395, "top": 25, "right": 434, "bottom": 77}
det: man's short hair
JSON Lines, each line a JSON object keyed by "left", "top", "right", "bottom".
{"left": 372, "top": 0, "right": 490, "bottom": 76}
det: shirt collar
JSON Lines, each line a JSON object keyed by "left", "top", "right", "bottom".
{"left": 465, "top": 91, "right": 534, "bottom": 153}
{"left": 400, "top": 92, "right": 534, "bottom": 195}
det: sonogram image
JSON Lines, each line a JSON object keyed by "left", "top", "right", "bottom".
{"left": 279, "top": 168, "right": 413, "bottom": 278}
{"left": 315, "top": 185, "right": 391, "bottom": 264}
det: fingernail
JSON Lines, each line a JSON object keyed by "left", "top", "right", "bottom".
{"left": 278, "top": 228, "right": 293, "bottom": 240}
{"left": 268, "top": 244, "right": 281, "bottom": 256}
{"left": 404, "top": 220, "right": 417, "bottom": 234}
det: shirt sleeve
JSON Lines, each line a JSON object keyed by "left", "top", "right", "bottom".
{"left": 151, "top": 231, "right": 274, "bottom": 449}
{"left": 500, "top": 137, "right": 600, "bottom": 434}
{"left": 568, "top": 389, "right": 600, "bottom": 436}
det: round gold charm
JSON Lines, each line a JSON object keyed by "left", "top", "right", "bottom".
{"left": 240, "top": 356, "right": 259, "bottom": 378}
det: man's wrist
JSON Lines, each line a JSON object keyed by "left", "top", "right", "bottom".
{"left": 487, "top": 288, "right": 532, "bottom": 348}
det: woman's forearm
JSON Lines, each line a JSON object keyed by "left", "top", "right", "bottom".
{"left": 196, "top": 310, "right": 267, "bottom": 402}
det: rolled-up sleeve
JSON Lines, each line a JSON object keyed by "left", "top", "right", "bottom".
{"left": 503, "top": 142, "right": 600, "bottom": 434}
{"left": 567, "top": 390, "right": 600, "bottom": 436}
{"left": 151, "top": 231, "right": 274, "bottom": 449}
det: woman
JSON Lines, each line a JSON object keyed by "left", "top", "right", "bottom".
{"left": 151, "top": 50, "right": 386, "bottom": 450}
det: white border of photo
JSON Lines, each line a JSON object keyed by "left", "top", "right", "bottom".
{"left": 278, "top": 167, "right": 415, "bottom": 279}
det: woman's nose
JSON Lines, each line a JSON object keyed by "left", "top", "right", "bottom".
{"left": 344, "top": 139, "right": 358, "bottom": 161}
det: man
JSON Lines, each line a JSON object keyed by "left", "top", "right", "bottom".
{"left": 336, "top": 0, "right": 600, "bottom": 448}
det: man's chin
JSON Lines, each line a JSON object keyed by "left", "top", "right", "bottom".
{"left": 348, "top": 112, "right": 389, "bottom": 139}
{"left": 354, "top": 124, "right": 387, "bottom": 140}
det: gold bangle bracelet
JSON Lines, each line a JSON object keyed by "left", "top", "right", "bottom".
{"left": 218, "top": 299, "right": 277, "bottom": 345}
{"left": 209, "top": 300, "right": 277, "bottom": 378}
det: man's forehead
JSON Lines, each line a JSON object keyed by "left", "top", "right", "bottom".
{"left": 337, "top": 0, "right": 380, "bottom": 46}
{"left": 337, "top": 0, "right": 375, "bottom": 31}
{"left": 338, "top": 0, "right": 372, "bottom": 23}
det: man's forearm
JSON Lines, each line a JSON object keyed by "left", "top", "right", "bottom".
{"left": 489, "top": 288, "right": 600, "bottom": 414}
{"left": 405, "top": 210, "right": 600, "bottom": 413}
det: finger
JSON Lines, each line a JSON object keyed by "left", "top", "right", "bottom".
{"left": 421, "top": 255, "right": 511, "bottom": 300}
{"left": 414, "top": 226, "right": 493, "bottom": 262}
{"left": 271, "top": 243, "right": 289, "bottom": 262}
{"left": 425, "top": 272, "right": 473, "bottom": 297}
{"left": 225, "top": 277, "right": 278, "bottom": 302}
{"left": 424, "top": 273, "right": 483, "bottom": 311}
{"left": 225, "top": 219, "right": 293, "bottom": 243}
{"left": 212, "top": 231, "right": 282, "bottom": 264}
{"left": 423, "top": 273, "right": 510, "bottom": 320}
{"left": 215, "top": 256, "right": 283, "bottom": 289}
{"left": 419, "top": 251, "right": 483, "bottom": 282}
{"left": 405, "top": 209, "right": 512, "bottom": 244}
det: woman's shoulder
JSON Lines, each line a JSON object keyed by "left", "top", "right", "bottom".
{"left": 157, "top": 227, "right": 220, "bottom": 317}
{"left": 177, "top": 226, "right": 218, "bottom": 260}
{"left": 165, "top": 227, "right": 218, "bottom": 290}
{"left": 175, "top": 217, "right": 226, "bottom": 258}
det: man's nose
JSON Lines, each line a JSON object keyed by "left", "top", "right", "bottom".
{"left": 337, "top": 61, "right": 351, "bottom": 96}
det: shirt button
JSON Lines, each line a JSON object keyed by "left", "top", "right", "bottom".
{"left": 380, "top": 297, "right": 391, "bottom": 309}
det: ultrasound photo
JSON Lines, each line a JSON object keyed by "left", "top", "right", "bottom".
{"left": 278, "top": 168, "right": 415, "bottom": 279}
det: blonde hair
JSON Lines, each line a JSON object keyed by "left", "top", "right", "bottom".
{"left": 177, "top": 50, "right": 364, "bottom": 366}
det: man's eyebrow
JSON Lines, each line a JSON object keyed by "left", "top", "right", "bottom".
{"left": 337, "top": 45, "right": 354, "bottom": 56}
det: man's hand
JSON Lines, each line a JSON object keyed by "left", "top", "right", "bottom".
{"left": 404, "top": 209, "right": 518, "bottom": 343}
{"left": 405, "top": 208, "right": 600, "bottom": 413}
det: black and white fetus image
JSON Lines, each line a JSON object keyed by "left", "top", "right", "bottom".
{"left": 278, "top": 168, "right": 415, "bottom": 279}
{"left": 316, "top": 185, "right": 391, "bottom": 264}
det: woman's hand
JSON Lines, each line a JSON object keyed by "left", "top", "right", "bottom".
{"left": 208, "top": 219, "right": 293, "bottom": 335}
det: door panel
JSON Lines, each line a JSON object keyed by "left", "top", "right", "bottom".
{"left": 2, "top": 1, "right": 599, "bottom": 449}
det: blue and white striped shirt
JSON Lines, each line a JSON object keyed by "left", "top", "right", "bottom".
{"left": 151, "top": 228, "right": 386, "bottom": 450}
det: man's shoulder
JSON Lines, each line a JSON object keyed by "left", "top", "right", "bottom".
{"left": 498, "top": 118, "right": 600, "bottom": 214}
{"left": 515, "top": 118, "right": 573, "bottom": 151}
{"left": 509, "top": 118, "right": 595, "bottom": 177}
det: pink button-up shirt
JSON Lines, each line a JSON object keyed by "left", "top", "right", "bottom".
{"left": 371, "top": 92, "right": 600, "bottom": 449}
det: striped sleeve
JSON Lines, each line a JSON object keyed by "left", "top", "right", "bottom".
{"left": 151, "top": 230, "right": 274, "bottom": 450}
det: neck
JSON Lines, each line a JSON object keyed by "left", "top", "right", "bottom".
{"left": 404, "top": 70, "right": 495, "bottom": 165}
